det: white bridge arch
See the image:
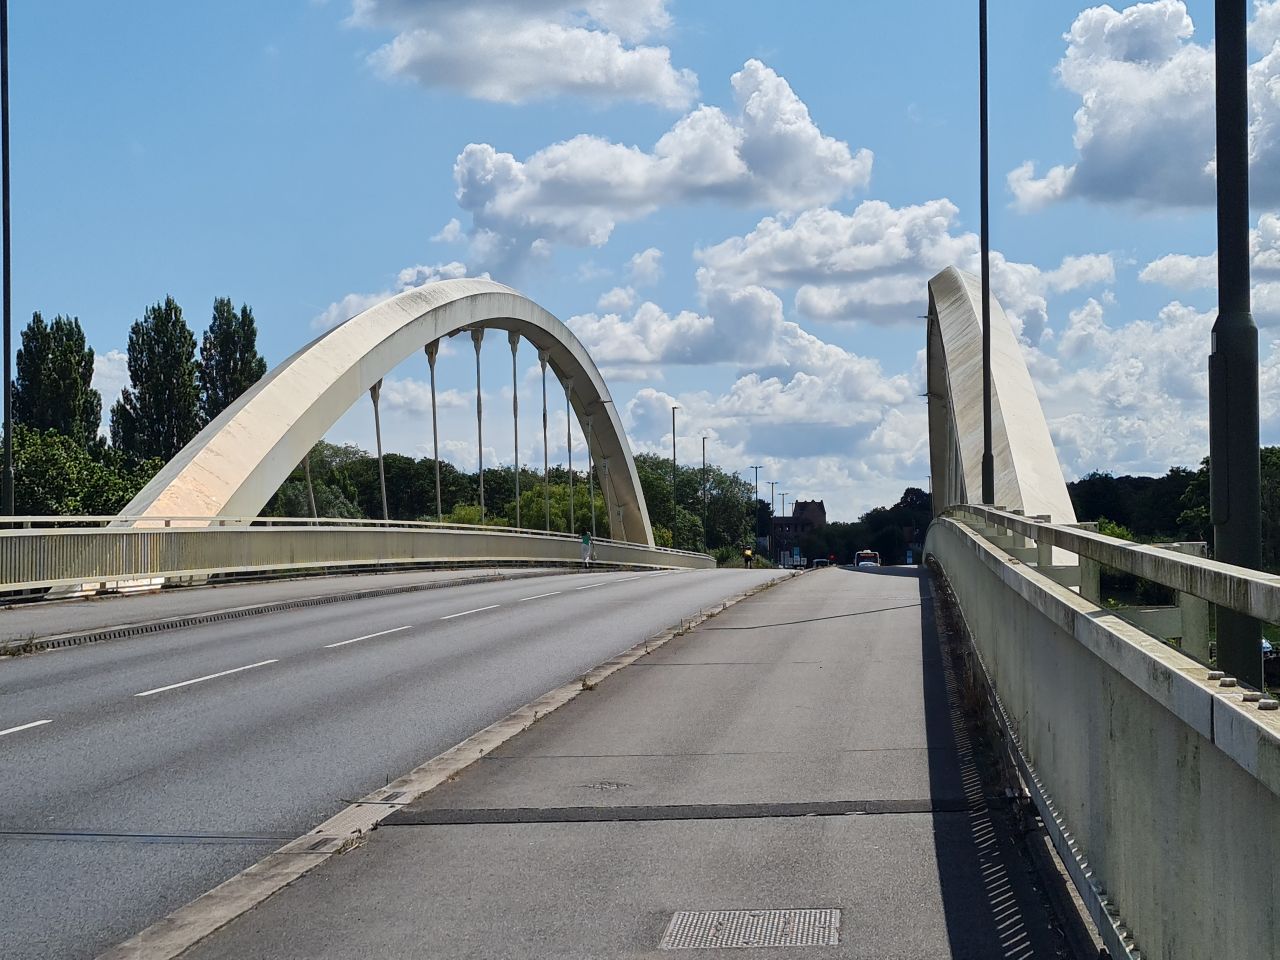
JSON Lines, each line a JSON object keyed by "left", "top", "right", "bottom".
{"left": 117, "top": 278, "right": 656, "bottom": 545}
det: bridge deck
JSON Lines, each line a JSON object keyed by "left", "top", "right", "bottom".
{"left": 184, "top": 566, "right": 1084, "bottom": 959}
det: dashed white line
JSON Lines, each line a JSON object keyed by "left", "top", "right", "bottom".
{"left": 518, "top": 591, "right": 561, "bottom": 602}
{"left": 575, "top": 581, "right": 609, "bottom": 590}
{"left": 324, "top": 625, "right": 413, "bottom": 648}
{"left": 134, "top": 660, "right": 279, "bottom": 698}
{"left": 0, "top": 719, "right": 53, "bottom": 738}
{"left": 440, "top": 604, "right": 500, "bottom": 621}
{"left": 615, "top": 576, "right": 643, "bottom": 583}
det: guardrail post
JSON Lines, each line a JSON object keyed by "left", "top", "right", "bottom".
{"left": 1032, "top": 515, "right": 1052, "bottom": 567}
{"left": 1173, "top": 541, "right": 1211, "bottom": 662}
{"left": 1075, "top": 521, "right": 1101, "bottom": 603}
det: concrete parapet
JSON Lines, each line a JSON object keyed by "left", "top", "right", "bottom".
{"left": 925, "top": 515, "right": 1280, "bottom": 959}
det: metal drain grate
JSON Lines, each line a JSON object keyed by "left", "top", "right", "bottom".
{"left": 659, "top": 909, "right": 840, "bottom": 949}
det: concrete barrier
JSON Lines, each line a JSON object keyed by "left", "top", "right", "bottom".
{"left": 925, "top": 515, "right": 1280, "bottom": 959}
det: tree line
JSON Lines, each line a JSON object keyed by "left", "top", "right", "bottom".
{"left": 10, "top": 297, "right": 267, "bottom": 514}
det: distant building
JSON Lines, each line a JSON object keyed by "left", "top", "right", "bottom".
{"left": 772, "top": 500, "right": 826, "bottom": 564}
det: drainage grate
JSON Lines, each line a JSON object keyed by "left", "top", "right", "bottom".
{"left": 659, "top": 909, "right": 840, "bottom": 949}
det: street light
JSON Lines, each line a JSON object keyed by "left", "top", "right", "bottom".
{"left": 1210, "top": 0, "right": 1263, "bottom": 686}
{"left": 671, "top": 404, "right": 679, "bottom": 546}
{"left": 749, "top": 464, "right": 763, "bottom": 541}
{"left": 979, "top": 0, "right": 994, "bottom": 506}
{"left": 701, "top": 436, "right": 707, "bottom": 549}
{"left": 1, "top": 0, "right": 12, "bottom": 516}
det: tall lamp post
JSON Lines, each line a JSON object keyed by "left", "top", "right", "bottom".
{"left": 1, "top": 0, "right": 12, "bottom": 516}
{"left": 671, "top": 404, "right": 679, "bottom": 544}
{"left": 1210, "top": 0, "right": 1262, "bottom": 687}
{"left": 979, "top": 0, "right": 995, "bottom": 506}
{"left": 701, "top": 436, "right": 707, "bottom": 550}
{"left": 749, "top": 464, "right": 763, "bottom": 542}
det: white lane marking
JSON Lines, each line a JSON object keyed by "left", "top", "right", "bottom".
{"left": 649, "top": 571, "right": 672, "bottom": 577}
{"left": 0, "top": 719, "right": 53, "bottom": 738}
{"left": 324, "top": 625, "right": 413, "bottom": 648}
{"left": 574, "top": 581, "right": 609, "bottom": 590}
{"left": 134, "top": 660, "right": 279, "bottom": 698}
{"left": 440, "top": 604, "right": 500, "bottom": 621}
{"left": 615, "top": 576, "right": 643, "bottom": 583}
{"left": 518, "top": 591, "right": 561, "bottom": 602}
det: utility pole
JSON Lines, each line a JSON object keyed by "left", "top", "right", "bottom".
{"left": 671, "top": 405, "right": 679, "bottom": 544}
{"left": 701, "top": 436, "right": 707, "bottom": 549}
{"left": 1, "top": 0, "right": 12, "bottom": 516}
{"left": 979, "top": 0, "right": 995, "bottom": 505}
{"left": 750, "top": 464, "right": 762, "bottom": 542}
{"left": 767, "top": 480, "right": 778, "bottom": 562}
{"left": 1210, "top": 0, "right": 1262, "bottom": 687}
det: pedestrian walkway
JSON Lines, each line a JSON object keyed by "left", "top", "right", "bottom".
{"left": 183, "top": 566, "right": 1086, "bottom": 959}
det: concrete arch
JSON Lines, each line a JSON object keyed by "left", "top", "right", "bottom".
{"left": 926, "top": 266, "right": 1076, "bottom": 523}
{"left": 117, "top": 278, "right": 656, "bottom": 545}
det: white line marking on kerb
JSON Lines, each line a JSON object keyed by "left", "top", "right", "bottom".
{"left": 518, "top": 591, "right": 561, "bottom": 602}
{"left": 324, "top": 625, "right": 413, "bottom": 648}
{"left": 440, "top": 604, "right": 500, "bottom": 621}
{"left": 0, "top": 719, "right": 53, "bottom": 738}
{"left": 134, "top": 660, "right": 279, "bottom": 698}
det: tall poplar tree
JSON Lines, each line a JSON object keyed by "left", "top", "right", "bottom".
{"left": 198, "top": 298, "right": 267, "bottom": 422}
{"left": 110, "top": 297, "right": 201, "bottom": 461}
{"left": 13, "top": 311, "right": 102, "bottom": 447}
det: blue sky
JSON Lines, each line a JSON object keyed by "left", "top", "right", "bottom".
{"left": 12, "top": 1, "right": 1280, "bottom": 517}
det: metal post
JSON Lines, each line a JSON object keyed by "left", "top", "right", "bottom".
{"left": 781, "top": 492, "right": 789, "bottom": 517}
{"left": 767, "top": 480, "right": 777, "bottom": 560}
{"left": 671, "top": 405, "right": 679, "bottom": 545}
{"left": 425, "top": 341, "right": 442, "bottom": 522}
{"left": 369, "top": 380, "right": 388, "bottom": 521}
{"left": 539, "top": 350, "right": 550, "bottom": 531}
{"left": 702, "top": 436, "right": 707, "bottom": 549}
{"left": 1210, "top": 0, "right": 1263, "bottom": 687}
{"left": 471, "top": 328, "right": 485, "bottom": 521}
{"left": 565, "top": 378, "right": 574, "bottom": 535}
{"left": 1, "top": 0, "right": 11, "bottom": 516}
{"left": 303, "top": 449, "right": 318, "bottom": 520}
{"left": 588, "top": 415, "right": 596, "bottom": 539}
{"left": 979, "top": 0, "right": 995, "bottom": 506}
{"left": 509, "top": 331, "right": 520, "bottom": 528}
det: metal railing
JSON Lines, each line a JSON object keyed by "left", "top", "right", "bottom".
{"left": 0, "top": 517, "right": 715, "bottom": 595}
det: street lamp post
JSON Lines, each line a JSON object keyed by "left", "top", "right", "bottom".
{"left": 1210, "top": 0, "right": 1263, "bottom": 687}
{"left": 750, "top": 464, "right": 763, "bottom": 541}
{"left": 701, "top": 436, "right": 707, "bottom": 549}
{"left": 979, "top": 0, "right": 995, "bottom": 506}
{"left": 1, "top": 0, "right": 12, "bottom": 516}
{"left": 671, "top": 404, "right": 679, "bottom": 544}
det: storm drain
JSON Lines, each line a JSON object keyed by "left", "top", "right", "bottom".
{"left": 659, "top": 909, "right": 840, "bottom": 949}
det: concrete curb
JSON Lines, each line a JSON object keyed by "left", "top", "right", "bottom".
{"left": 1, "top": 567, "right": 619, "bottom": 657}
{"left": 94, "top": 569, "right": 799, "bottom": 960}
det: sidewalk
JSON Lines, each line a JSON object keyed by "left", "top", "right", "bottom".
{"left": 181, "top": 566, "right": 1083, "bottom": 959}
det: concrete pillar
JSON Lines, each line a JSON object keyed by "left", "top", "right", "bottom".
{"left": 539, "top": 350, "right": 550, "bottom": 532}
{"left": 471, "top": 328, "right": 485, "bottom": 521}
{"left": 1076, "top": 521, "right": 1101, "bottom": 604}
{"left": 509, "top": 331, "right": 520, "bottom": 528}
{"left": 1174, "top": 542, "right": 1211, "bottom": 663}
{"left": 425, "top": 341, "right": 442, "bottom": 522}
{"left": 369, "top": 380, "right": 388, "bottom": 521}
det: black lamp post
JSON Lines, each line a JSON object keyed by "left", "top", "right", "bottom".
{"left": 979, "top": 0, "right": 994, "bottom": 506}
{"left": 1, "top": 0, "right": 12, "bottom": 517}
{"left": 1209, "top": 0, "right": 1263, "bottom": 687}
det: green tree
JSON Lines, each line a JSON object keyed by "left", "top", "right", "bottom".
{"left": 14, "top": 425, "right": 158, "bottom": 515}
{"left": 199, "top": 299, "right": 268, "bottom": 423}
{"left": 13, "top": 312, "right": 102, "bottom": 447}
{"left": 110, "top": 297, "right": 201, "bottom": 461}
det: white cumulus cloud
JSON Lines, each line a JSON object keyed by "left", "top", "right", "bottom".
{"left": 453, "top": 60, "right": 873, "bottom": 272}
{"left": 352, "top": 0, "right": 697, "bottom": 108}
{"left": 1009, "top": 0, "right": 1280, "bottom": 210}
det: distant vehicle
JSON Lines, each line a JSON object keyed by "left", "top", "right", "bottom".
{"left": 813, "top": 558, "right": 828, "bottom": 568}
{"left": 854, "top": 550, "right": 881, "bottom": 568}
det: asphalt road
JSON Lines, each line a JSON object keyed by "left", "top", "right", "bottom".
{"left": 0, "top": 567, "right": 781, "bottom": 960}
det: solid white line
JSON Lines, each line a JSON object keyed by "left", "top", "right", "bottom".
{"left": 575, "top": 581, "right": 609, "bottom": 590}
{"left": 0, "top": 719, "right": 53, "bottom": 738}
{"left": 440, "top": 604, "right": 500, "bottom": 620}
{"left": 518, "top": 591, "right": 561, "bottom": 602}
{"left": 134, "top": 660, "right": 279, "bottom": 698}
{"left": 324, "top": 625, "right": 413, "bottom": 648}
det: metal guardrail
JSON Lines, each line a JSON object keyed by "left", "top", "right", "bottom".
{"left": 0, "top": 518, "right": 715, "bottom": 594}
